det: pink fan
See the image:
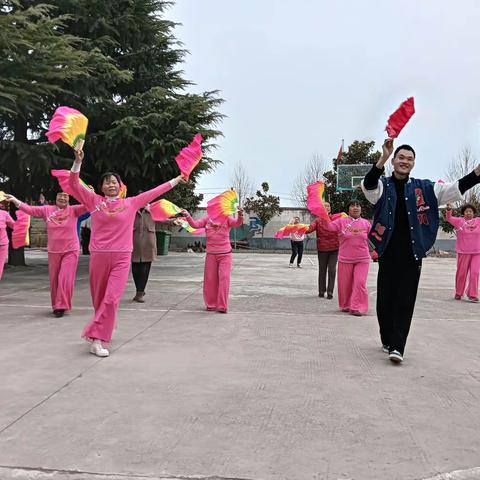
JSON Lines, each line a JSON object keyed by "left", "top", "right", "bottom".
{"left": 306, "top": 181, "right": 329, "bottom": 220}
{"left": 175, "top": 134, "right": 203, "bottom": 180}
{"left": 385, "top": 97, "right": 415, "bottom": 138}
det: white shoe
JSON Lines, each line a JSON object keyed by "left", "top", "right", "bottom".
{"left": 289, "top": 264, "right": 293, "bottom": 268}
{"left": 381, "top": 345, "right": 389, "bottom": 354}
{"left": 90, "top": 340, "right": 109, "bottom": 357}
{"left": 389, "top": 350, "right": 403, "bottom": 363}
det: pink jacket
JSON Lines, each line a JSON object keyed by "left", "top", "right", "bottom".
{"left": 325, "top": 216, "right": 371, "bottom": 263}
{"left": 185, "top": 214, "right": 243, "bottom": 254}
{"left": 68, "top": 171, "right": 177, "bottom": 252}
{"left": 18, "top": 203, "right": 87, "bottom": 253}
{"left": 445, "top": 211, "right": 480, "bottom": 254}
{"left": 0, "top": 210, "right": 15, "bottom": 246}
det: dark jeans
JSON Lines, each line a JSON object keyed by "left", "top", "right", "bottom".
{"left": 377, "top": 257, "right": 422, "bottom": 354}
{"left": 132, "top": 261, "right": 152, "bottom": 293}
{"left": 317, "top": 250, "right": 338, "bottom": 296}
{"left": 290, "top": 241, "right": 304, "bottom": 265}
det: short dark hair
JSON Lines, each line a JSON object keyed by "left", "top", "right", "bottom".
{"left": 394, "top": 144, "right": 416, "bottom": 159}
{"left": 461, "top": 203, "right": 477, "bottom": 215}
{"left": 98, "top": 172, "right": 122, "bottom": 192}
{"left": 347, "top": 200, "right": 361, "bottom": 209}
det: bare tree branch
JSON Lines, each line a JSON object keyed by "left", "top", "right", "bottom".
{"left": 446, "top": 146, "right": 480, "bottom": 205}
{"left": 291, "top": 153, "right": 329, "bottom": 207}
{"left": 230, "top": 161, "right": 254, "bottom": 207}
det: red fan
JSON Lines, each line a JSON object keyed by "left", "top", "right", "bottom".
{"left": 385, "top": 97, "right": 415, "bottom": 138}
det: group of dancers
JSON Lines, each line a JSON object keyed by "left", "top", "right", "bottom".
{"left": 1, "top": 138, "right": 480, "bottom": 363}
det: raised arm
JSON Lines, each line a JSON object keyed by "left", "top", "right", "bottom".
{"left": 4, "top": 195, "right": 47, "bottom": 219}
{"left": 361, "top": 139, "right": 393, "bottom": 205}
{"left": 71, "top": 204, "right": 89, "bottom": 217}
{"left": 306, "top": 218, "right": 317, "bottom": 234}
{"left": 228, "top": 207, "right": 244, "bottom": 228}
{"left": 444, "top": 205, "right": 463, "bottom": 229}
{"left": 323, "top": 218, "right": 342, "bottom": 232}
{"left": 435, "top": 165, "right": 480, "bottom": 206}
{"left": 131, "top": 177, "right": 182, "bottom": 211}
{"left": 68, "top": 151, "right": 99, "bottom": 210}
{"left": 182, "top": 211, "right": 208, "bottom": 229}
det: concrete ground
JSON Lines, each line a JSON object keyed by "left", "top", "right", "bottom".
{"left": 0, "top": 251, "right": 479, "bottom": 480}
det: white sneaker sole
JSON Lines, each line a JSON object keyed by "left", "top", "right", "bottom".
{"left": 389, "top": 354, "right": 403, "bottom": 363}
{"left": 89, "top": 345, "right": 109, "bottom": 357}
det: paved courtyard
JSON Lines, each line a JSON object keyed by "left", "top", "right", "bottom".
{"left": 0, "top": 251, "right": 479, "bottom": 480}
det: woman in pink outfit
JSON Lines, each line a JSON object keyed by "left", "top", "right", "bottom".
{"left": 325, "top": 200, "right": 372, "bottom": 316}
{"left": 182, "top": 207, "right": 244, "bottom": 313}
{"left": 445, "top": 203, "right": 480, "bottom": 302}
{"left": 0, "top": 201, "right": 15, "bottom": 280}
{"left": 68, "top": 150, "right": 184, "bottom": 357}
{"left": 5, "top": 192, "right": 87, "bottom": 317}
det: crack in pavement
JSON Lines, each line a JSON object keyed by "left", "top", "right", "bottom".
{"left": 0, "top": 465, "right": 256, "bottom": 480}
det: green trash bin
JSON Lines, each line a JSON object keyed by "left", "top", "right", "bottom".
{"left": 156, "top": 231, "right": 171, "bottom": 256}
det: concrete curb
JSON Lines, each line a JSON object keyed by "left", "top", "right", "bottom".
{"left": 0, "top": 467, "right": 255, "bottom": 480}
{"left": 422, "top": 467, "right": 480, "bottom": 480}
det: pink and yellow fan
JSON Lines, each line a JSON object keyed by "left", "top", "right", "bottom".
{"left": 331, "top": 212, "right": 348, "bottom": 221}
{"left": 175, "top": 218, "right": 205, "bottom": 236}
{"left": 46, "top": 106, "right": 88, "bottom": 152}
{"left": 12, "top": 211, "right": 31, "bottom": 249}
{"left": 0, "top": 191, "right": 6, "bottom": 202}
{"left": 307, "top": 181, "right": 329, "bottom": 220}
{"left": 119, "top": 182, "right": 127, "bottom": 199}
{"left": 51, "top": 169, "right": 94, "bottom": 196}
{"left": 149, "top": 199, "right": 182, "bottom": 222}
{"left": 175, "top": 133, "right": 203, "bottom": 180}
{"left": 207, "top": 189, "right": 239, "bottom": 222}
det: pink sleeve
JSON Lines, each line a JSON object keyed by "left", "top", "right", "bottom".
{"left": 72, "top": 205, "right": 88, "bottom": 217}
{"left": 324, "top": 218, "right": 341, "bottom": 232}
{"left": 6, "top": 213, "right": 15, "bottom": 230}
{"left": 445, "top": 210, "right": 463, "bottom": 229}
{"left": 185, "top": 215, "right": 208, "bottom": 229}
{"left": 131, "top": 180, "right": 176, "bottom": 211}
{"left": 228, "top": 213, "right": 244, "bottom": 228}
{"left": 68, "top": 172, "right": 98, "bottom": 210}
{"left": 18, "top": 203, "right": 48, "bottom": 220}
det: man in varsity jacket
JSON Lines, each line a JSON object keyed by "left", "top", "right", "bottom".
{"left": 362, "top": 138, "right": 480, "bottom": 363}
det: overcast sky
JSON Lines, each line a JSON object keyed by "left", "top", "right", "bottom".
{"left": 169, "top": 0, "right": 480, "bottom": 206}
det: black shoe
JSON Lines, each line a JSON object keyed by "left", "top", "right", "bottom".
{"left": 381, "top": 345, "right": 389, "bottom": 353}
{"left": 318, "top": 293, "right": 325, "bottom": 298}
{"left": 53, "top": 309, "right": 65, "bottom": 318}
{"left": 327, "top": 294, "right": 333, "bottom": 299}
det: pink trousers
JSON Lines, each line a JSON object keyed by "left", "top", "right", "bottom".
{"left": 83, "top": 251, "right": 131, "bottom": 344}
{"left": 0, "top": 244, "right": 7, "bottom": 280}
{"left": 204, "top": 252, "right": 233, "bottom": 312}
{"left": 337, "top": 261, "right": 369, "bottom": 314}
{"left": 456, "top": 253, "right": 480, "bottom": 298}
{"left": 48, "top": 251, "right": 79, "bottom": 310}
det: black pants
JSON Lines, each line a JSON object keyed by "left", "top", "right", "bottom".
{"left": 317, "top": 250, "right": 338, "bottom": 296}
{"left": 132, "top": 261, "right": 152, "bottom": 293}
{"left": 377, "top": 257, "right": 422, "bottom": 354}
{"left": 81, "top": 227, "right": 90, "bottom": 255}
{"left": 290, "top": 241, "right": 304, "bottom": 265}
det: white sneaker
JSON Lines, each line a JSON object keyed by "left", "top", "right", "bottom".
{"left": 289, "top": 263, "right": 293, "bottom": 268}
{"left": 381, "top": 345, "right": 389, "bottom": 354}
{"left": 90, "top": 340, "right": 109, "bottom": 357}
{"left": 389, "top": 350, "right": 403, "bottom": 363}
